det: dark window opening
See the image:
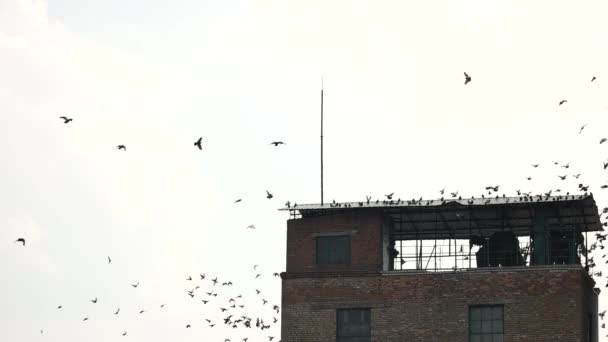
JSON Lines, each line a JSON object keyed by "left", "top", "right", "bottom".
{"left": 316, "top": 235, "right": 351, "bottom": 265}
{"left": 469, "top": 305, "right": 503, "bottom": 342}
{"left": 337, "top": 308, "right": 370, "bottom": 342}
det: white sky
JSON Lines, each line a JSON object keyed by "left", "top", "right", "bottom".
{"left": 2, "top": 0, "right": 608, "bottom": 340}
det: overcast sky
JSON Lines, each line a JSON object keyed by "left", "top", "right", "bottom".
{"left": 2, "top": 0, "right": 608, "bottom": 341}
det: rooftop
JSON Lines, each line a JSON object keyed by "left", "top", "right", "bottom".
{"left": 281, "top": 194, "right": 603, "bottom": 239}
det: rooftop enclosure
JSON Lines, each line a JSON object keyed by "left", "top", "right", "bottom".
{"left": 282, "top": 195, "right": 602, "bottom": 272}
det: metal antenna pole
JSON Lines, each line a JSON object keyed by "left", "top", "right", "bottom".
{"left": 321, "top": 78, "right": 324, "bottom": 205}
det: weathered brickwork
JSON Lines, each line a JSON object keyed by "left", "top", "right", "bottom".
{"left": 282, "top": 267, "right": 597, "bottom": 342}
{"left": 286, "top": 210, "right": 386, "bottom": 273}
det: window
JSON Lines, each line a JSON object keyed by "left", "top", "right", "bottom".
{"left": 337, "top": 308, "right": 370, "bottom": 342}
{"left": 316, "top": 235, "right": 351, "bottom": 265}
{"left": 469, "top": 305, "right": 503, "bottom": 342}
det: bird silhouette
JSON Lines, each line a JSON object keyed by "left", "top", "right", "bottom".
{"left": 592, "top": 76, "right": 597, "bottom": 82}
{"left": 186, "top": 276, "right": 192, "bottom": 281}
{"left": 131, "top": 282, "right": 139, "bottom": 288}
{"left": 385, "top": 192, "right": 394, "bottom": 200}
{"left": 91, "top": 297, "right": 97, "bottom": 303}
{"left": 117, "top": 145, "right": 127, "bottom": 151}
{"left": 59, "top": 116, "right": 73, "bottom": 124}
{"left": 234, "top": 198, "right": 242, "bottom": 203}
{"left": 107, "top": 256, "right": 111, "bottom": 264}
{"left": 601, "top": 138, "right": 607, "bottom": 144}
{"left": 266, "top": 190, "right": 273, "bottom": 199}
{"left": 559, "top": 100, "right": 567, "bottom": 106}
{"left": 57, "top": 305, "right": 62, "bottom": 309}
{"left": 114, "top": 308, "right": 120, "bottom": 315}
{"left": 194, "top": 137, "right": 203, "bottom": 150}
{"left": 14, "top": 238, "right": 25, "bottom": 246}
{"left": 558, "top": 175, "right": 567, "bottom": 180}
{"left": 247, "top": 224, "right": 256, "bottom": 229}
{"left": 464, "top": 72, "right": 471, "bottom": 85}
{"left": 122, "top": 331, "right": 127, "bottom": 336}
{"left": 579, "top": 124, "right": 587, "bottom": 134}
{"left": 270, "top": 141, "right": 285, "bottom": 146}
{"left": 531, "top": 164, "right": 540, "bottom": 168}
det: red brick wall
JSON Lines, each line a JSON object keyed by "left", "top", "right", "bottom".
{"left": 281, "top": 266, "right": 596, "bottom": 342}
{"left": 286, "top": 210, "right": 385, "bottom": 273}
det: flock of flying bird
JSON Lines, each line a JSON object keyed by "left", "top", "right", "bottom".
{"left": 10, "top": 71, "right": 608, "bottom": 340}
{"left": 13, "top": 115, "right": 287, "bottom": 340}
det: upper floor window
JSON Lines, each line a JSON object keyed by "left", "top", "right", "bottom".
{"left": 316, "top": 235, "right": 351, "bottom": 265}
{"left": 469, "top": 305, "right": 503, "bottom": 342}
{"left": 337, "top": 308, "right": 370, "bottom": 342}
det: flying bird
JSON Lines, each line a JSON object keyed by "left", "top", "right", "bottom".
{"left": 559, "top": 100, "right": 567, "bottom": 106}
{"left": 186, "top": 276, "right": 192, "bottom": 281}
{"left": 601, "top": 138, "right": 607, "bottom": 144}
{"left": 592, "top": 76, "right": 597, "bottom": 82}
{"left": 385, "top": 192, "right": 394, "bottom": 200}
{"left": 107, "top": 256, "right": 111, "bottom": 264}
{"left": 117, "top": 145, "right": 126, "bottom": 151}
{"left": 114, "top": 308, "right": 120, "bottom": 315}
{"left": 91, "top": 297, "right": 97, "bottom": 304}
{"left": 234, "top": 198, "right": 242, "bottom": 203}
{"left": 579, "top": 124, "right": 587, "bottom": 134}
{"left": 464, "top": 72, "right": 471, "bottom": 85}
{"left": 59, "top": 116, "right": 73, "bottom": 124}
{"left": 14, "top": 238, "right": 25, "bottom": 246}
{"left": 57, "top": 305, "right": 62, "bottom": 309}
{"left": 247, "top": 224, "right": 256, "bottom": 229}
{"left": 122, "top": 331, "right": 127, "bottom": 336}
{"left": 266, "top": 190, "right": 273, "bottom": 199}
{"left": 131, "top": 282, "right": 139, "bottom": 288}
{"left": 194, "top": 137, "right": 203, "bottom": 150}
{"left": 558, "top": 175, "right": 567, "bottom": 180}
{"left": 531, "top": 164, "right": 540, "bottom": 168}
{"left": 270, "top": 141, "right": 285, "bottom": 146}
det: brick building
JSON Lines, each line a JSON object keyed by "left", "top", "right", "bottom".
{"left": 280, "top": 195, "right": 602, "bottom": 341}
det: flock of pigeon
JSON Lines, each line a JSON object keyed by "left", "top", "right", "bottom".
{"left": 13, "top": 116, "right": 287, "bottom": 341}
{"left": 10, "top": 71, "right": 608, "bottom": 340}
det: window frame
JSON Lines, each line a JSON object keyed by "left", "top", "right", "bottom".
{"left": 336, "top": 308, "right": 371, "bottom": 342}
{"left": 315, "top": 235, "right": 351, "bottom": 266}
{"left": 469, "top": 304, "right": 504, "bottom": 342}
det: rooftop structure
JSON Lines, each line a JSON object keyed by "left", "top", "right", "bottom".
{"left": 280, "top": 194, "right": 601, "bottom": 341}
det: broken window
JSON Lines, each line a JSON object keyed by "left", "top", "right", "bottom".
{"left": 469, "top": 305, "right": 503, "bottom": 342}
{"left": 337, "top": 308, "right": 370, "bottom": 342}
{"left": 316, "top": 235, "right": 351, "bottom": 265}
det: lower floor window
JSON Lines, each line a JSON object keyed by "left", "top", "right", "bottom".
{"left": 337, "top": 308, "right": 370, "bottom": 342}
{"left": 469, "top": 305, "right": 503, "bottom": 342}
